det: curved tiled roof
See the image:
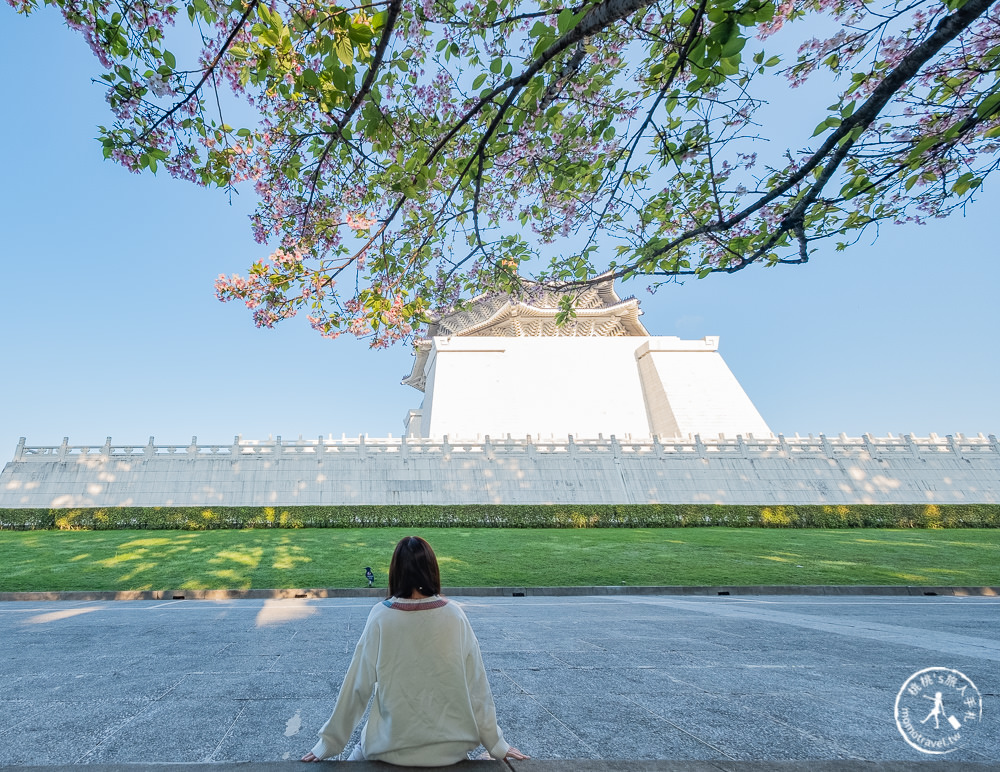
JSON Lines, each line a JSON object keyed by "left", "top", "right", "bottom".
{"left": 402, "top": 277, "right": 648, "bottom": 391}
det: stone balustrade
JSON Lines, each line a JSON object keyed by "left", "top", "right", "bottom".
{"left": 11, "top": 432, "right": 1000, "bottom": 462}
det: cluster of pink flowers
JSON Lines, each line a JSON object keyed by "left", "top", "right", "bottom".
{"left": 758, "top": 0, "right": 794, "bottom": 38}
{"left": 270, "top": 246, "right": 304, "bottom": 265}
{"left": 346, "top": 212, "right": 377, "bottom": 230}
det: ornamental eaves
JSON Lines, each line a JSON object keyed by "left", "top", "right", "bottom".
{"left": 402, "top": 276, "right": 648, "bottom": 391}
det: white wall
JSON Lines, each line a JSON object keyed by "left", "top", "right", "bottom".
{"left": 418, "top": 337, "right": 654, "bottom": 439}
{"left": 635, "top": 338, "right": 773, "bottom": 439}
{"left": 2, "top": 434, "right": 998, "bottom": 508}
{"left": 412, "top": 335, "right": 772, "bottom": 440}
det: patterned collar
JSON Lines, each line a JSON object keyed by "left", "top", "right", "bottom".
{"left": 382, "top": 595, "right": 450, "bottom": 611}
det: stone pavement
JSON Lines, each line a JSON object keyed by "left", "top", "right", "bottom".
{"left": 0, "top": 595, "right": 998, "bottom": 768}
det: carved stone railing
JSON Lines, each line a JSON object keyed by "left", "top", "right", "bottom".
{"left": 11, "top": 432, "right": 1000, "bottom": 462}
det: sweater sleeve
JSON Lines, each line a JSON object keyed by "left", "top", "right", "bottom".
{"left": 463, "top": 616, "right": 510, "bottom": 760}
{"left": 311, "top": 610, "right": 381, "bottom": 760}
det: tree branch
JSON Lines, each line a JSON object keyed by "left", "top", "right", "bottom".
{"left": 631, "top": 0, "right": 998, "bottom": 273}
{"left": 135, "top": 0, "right": 260, "bottom": 144}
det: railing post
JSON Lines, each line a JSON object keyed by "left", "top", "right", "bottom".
{"left": 819, "top": 433, "right": 834, "bottom": 458}
{"left": 694, "top": 433, "right": 707, "bottom": 459}
{"left": 863, "top": 433, "right": 877, "bottom": 459}
{"left": 187, "top": 436, "right": 198, "bottom": 455}
{"left": 102, "top": 437, "right": 112, "bottom": 458}
{"left": 777, "top": 433, "right": 790, "bottom": 456}
{"left": 484, "top": 435, "right": 494, "bottom": 460}
{"left": 59, "top": 437, "right": 69, "bottom": 460}
{"left": 144, "top": 436, "right": 156, "bottom": 458}
{"left": 989, "top": 434, "right": 1000, "bottom": 454}
{"left": 231, "top": 435, "right": 242, "bottom": 457}
{"left": 905, "top": 433, "right": 921, "bottom": 459}
{"left": 14, "top": 437, "right": 26, "bottom": 461}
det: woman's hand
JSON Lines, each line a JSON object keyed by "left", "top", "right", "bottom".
{"left": 504, "top": 746, "right": 530, "bottom": 760}
{"left": 300, "top": 751, "right": 321, "bottom": 762}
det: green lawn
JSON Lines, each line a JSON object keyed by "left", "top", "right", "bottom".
{"left": 1, "top": 528, "right": 998, "bottom": 592}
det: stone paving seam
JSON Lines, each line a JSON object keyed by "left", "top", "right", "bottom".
{"left": 74, "top": 707, "right": 149, "bottom": 766}
{"left": 498, "top": 673, "right": 598, "bottom": 757}
{"left": 621, "top": 693, "right": 736, "bottom": 762}
{"left": 206, "top": 703, "right": 250, "bottom": 763}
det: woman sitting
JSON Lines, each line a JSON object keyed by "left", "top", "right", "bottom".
{"left": 302, "top": 535, "right": 529, "bottom": 765}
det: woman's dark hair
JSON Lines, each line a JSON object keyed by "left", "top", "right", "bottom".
{"left": 387, "top": 536, "right": 441, "bottom": 599}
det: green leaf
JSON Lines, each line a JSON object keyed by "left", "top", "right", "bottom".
{"left": 755, "top": 2, "right": 775, "bottom": 23}
{"left": 529, "top": 21, "right": 550, "bottom": 38}
{"left": 257, "top": 3, "right": 274, "bottom": 26}
{"left": 952, "top": 172, "right": 978, "bottom": 195}
{"left": 556, "top": 9, "right": 579, "bottom": 35}
{"left": 709, "top": 18, "right": 736, "bottom": 44}
{"left": 532, "top": 34, "right": 554, "bottom": 58}
{"left": 975, "top": 91, "right": 1000, "bottom": 120}
{"left": 908, "top": 136, "right": 938, "bottom": 160}
{"left": 163, "top": 50, "right": 176, "bottom": 69}
{"left": 718, "top": 55, "right": 741, "bottom": 75}
{"left": 811, "top": 115, "right": 841, "bottom": 137}
{"left": 720, "top": 34, "right": 746, "bottom": 58}
{"left": 335, "top": 35, "right": 354, "bottom": 66}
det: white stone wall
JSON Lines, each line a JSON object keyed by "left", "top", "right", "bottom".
{"left": 411, "top": 335, "right": 772, "bottom": 440}
{"left": 2, "top": 434, "right": 998, "bottom": 508}
{"left": 634, "top": 338, "right": 773, "bottom": 440}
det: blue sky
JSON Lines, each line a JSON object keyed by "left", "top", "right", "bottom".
{"left": 1, "top": 9, "right": 998, "bottom": 459}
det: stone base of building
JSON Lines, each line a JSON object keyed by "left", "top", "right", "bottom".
{"left": 2, "top": 433, "right": 998, "bottom": 508}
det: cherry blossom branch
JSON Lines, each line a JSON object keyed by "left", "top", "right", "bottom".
{"left": 625, "top": 0, "right": 998, "bottom": 278}
{"left": 134, "top": 0, "right": 261, "bottom": 144}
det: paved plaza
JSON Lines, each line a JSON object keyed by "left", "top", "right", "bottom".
{"left": 0, "top": 594, "right": 997, "bottom": 767}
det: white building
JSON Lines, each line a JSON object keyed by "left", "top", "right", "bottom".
{"left": 402, "top": 279, "right": 772, "bottom": 441}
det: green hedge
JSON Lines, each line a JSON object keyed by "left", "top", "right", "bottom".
{"left": 1, "top": 503, "right": 998, "bottom": 530}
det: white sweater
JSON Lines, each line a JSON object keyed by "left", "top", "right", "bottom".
{"left": 311, "top": 596, "right": 511, "bottom": 766}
